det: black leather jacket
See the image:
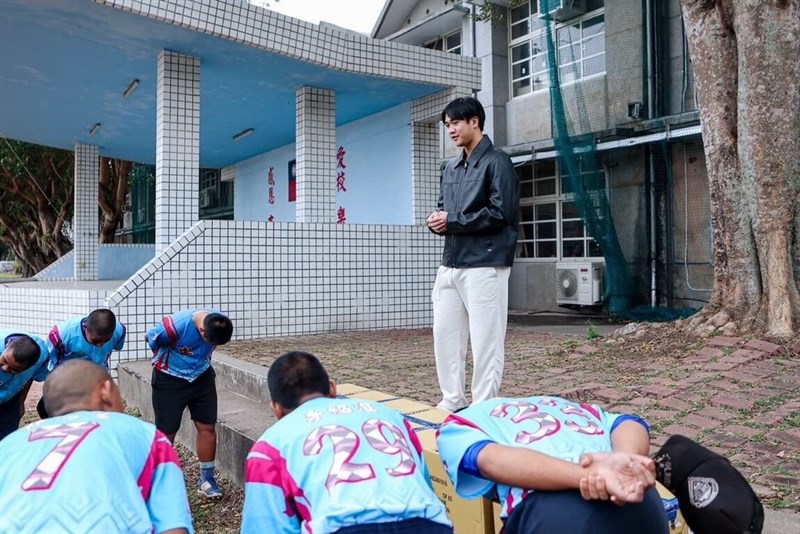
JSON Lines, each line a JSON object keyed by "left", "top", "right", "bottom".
{"left": 433, "top": 135, "right": 520, "bottom": 267}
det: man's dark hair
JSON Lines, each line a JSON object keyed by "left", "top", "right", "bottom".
{"left": 85, "top": 308, "right": 117, "bottom": 338}
{"left": 7, "top": 335, "right": 41, "bottom": 368}
{"left": 203, "top": 313, "right": 233, "bottom": 345}
{"left": 268, "top": 351, "right": 330, "bottom": 410}
{"left": 441, "top": 96, "right": 485, "bottom": 131}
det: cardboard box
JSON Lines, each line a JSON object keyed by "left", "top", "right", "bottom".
{"left": 492, "top": 502, "right": 503, "bottom": 534}
{"left": 335, "top": 383, "right": 370, "bottom": 395}
{"left": 656, "top": 482, "right": 690, "bottom": 534}
{"left": 346, "top": 389, "right": 399, "bottom": 402}
{"left": 416, "top": 428, "right": 495, "bottom": 534}
{"left": 383, "top": 398, "right": 435, "bottom": 415}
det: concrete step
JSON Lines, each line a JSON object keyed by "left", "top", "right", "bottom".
{"left": 213, "top": 352, "right": 271, "bottom": 405}
{"left": 118, "top": 359, "right": 276, "bottom": 486}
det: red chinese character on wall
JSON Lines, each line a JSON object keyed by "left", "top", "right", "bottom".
{"left": 336, "top": 171, "right": 347, "bottom": 192}
{"left": 268, "top": 166, "right": 275, "bottom": 205}
{"left": 337, "top": 206, "right": 346, "bottom": 224}
{"left": 268, "top": 214, "right": 275, "bottom": 222}
{"left": 336, "top": 146, "right": 346, "bottom": 169}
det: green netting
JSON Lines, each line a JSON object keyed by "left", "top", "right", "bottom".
{"left": 538, "top": 0, "right": 705, "bottom": 321}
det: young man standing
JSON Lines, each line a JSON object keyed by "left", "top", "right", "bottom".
{"left": 0, "top": 331, "right": 49, "bottom": 440}
{"left": 0, "top": 360, "right": 193, "bottom": 534}
{"left": 146, "top": 308, "right": 233, "bottom": 499}
{"left": 241, "top": 351, "right": 452, "bottom": 534}
{"left": 427, "top": 96, "right": 520, "bottom": 411}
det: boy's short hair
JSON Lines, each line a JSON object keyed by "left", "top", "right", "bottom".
{"left": 85, "top": 309, "right": 117, "bottom": 338}
{"left": 268, "top": 351, "right": 330, "bottom": 410}
{"left": 7, "top": 334, "right": 41, "bottom": 368}
{"left": 203, "top": 313, "right": 233, "bottom": 345}
{"left": 441, "top": 96, "right": 485, "bottom": 131}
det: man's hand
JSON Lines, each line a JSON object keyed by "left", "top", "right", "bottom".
{"left": 426, "top": 210, "right": 448, "bottom": 233}
{"left": 578, "top": 452, "right": 656, "bottom": 504}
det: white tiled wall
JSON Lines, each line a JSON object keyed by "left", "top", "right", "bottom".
{"left": 74, "top": 144, "right": 99, "bottom": 281}
{"left": 0, "top": 289, "right": 108, "bottom": 339}
{"left": 102, "top": 220, "right": 442, "bottom": 368}
{"left": 156, "top": 50, "right": 200, "bottom": 253}
{"left": 296, "top": 87, "right": 336, "bottom": 223}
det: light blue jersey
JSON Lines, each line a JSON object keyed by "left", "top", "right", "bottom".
{"left": 147, "top": 308, "right": 222, "bottom": 382}
{"left": 437, "top": 396, "right": 624, "bottom": 520}
{"left": 0, "top": 330, "right": 49, "bottom": 404}
{"left": 0, "top": 411, "right": 194, "bottom": 534}
{"left": 242, "top": 396, "right": 451, "bottom": 534}
{"left": 47, "top": 317, "right": 126, "bottom": 370}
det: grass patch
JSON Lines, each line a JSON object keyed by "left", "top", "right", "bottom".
{"left": 753, "top": 393, "right": 793, "bottom": 412}
{"left": 586, "top": 323, "right": 600, "bottom": 340}
{"left": 782, "top": 411, "right": 800, "bottom": 428}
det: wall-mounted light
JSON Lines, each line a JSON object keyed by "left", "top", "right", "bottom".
{"left": 89, "top": 123, "right": 101, "bottom": 136}
{"left": 123, "top": 79, "right": 140, "bottom": 99}
{"left": 232, "top": 128, "right": 254, "bottom": 141}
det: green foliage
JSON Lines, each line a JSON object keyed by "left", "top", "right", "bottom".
{"left": 471, "top": 0, "right": 526, "bottom": 24}
{"left": 586, "top": 322, "right": 600, "bottom": 340}
{"left": 0, "top": 138, "right": 74, "bottom": 276}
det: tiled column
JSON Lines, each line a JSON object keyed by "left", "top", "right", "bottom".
{"left": 73, "top": 144, "right": 99, "bottom": 280}
{"left": 296, "top": 86, "right": 336, "bottom": 223}
{"left": 156, "top": 50, "right": 200, "bottom": 252}
{"left": 411, "top": 122, "right": 441, "bottom": 225}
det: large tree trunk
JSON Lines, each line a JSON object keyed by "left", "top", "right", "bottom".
{"left": 98, "top": 158, "right": 131, "bottom": 243}
{"left": 0, "top": 147, "right": 73, "bottom": 277}
{"left": 681, "top": 0, "right": 800, "bottom": 336}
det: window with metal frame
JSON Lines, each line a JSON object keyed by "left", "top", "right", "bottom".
{"left": 516, "top": 159, "right": 603, "bottom": 259}
{"left": 423, "top": 29, "right": 462, "bottom": 54}
{"left": 509, "top": 0, "right": 605, "bottom": 98}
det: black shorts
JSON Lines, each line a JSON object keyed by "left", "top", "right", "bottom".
{"left": 151, "top": 366, "right": 217, "bottom": 435}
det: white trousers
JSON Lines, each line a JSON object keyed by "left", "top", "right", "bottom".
{"left": 432, "top": 265, "right": 510, "bottom": 411}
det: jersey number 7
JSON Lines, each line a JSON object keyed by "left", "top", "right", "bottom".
{"left": 22, "top": 422, "right": 100, "bottom": 491}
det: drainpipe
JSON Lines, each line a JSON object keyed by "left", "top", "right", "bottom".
{"left": 645, "top": 0, "right": 658, "bottom": 308}
{"left": 470, "top": 2, "right": 478, "bottom": 98}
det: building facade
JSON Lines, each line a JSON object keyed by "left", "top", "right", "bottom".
{"left": 373, "top": 0, "right": 713, "bottom": 314}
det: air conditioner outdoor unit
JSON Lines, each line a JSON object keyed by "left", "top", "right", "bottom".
{"left": 556, "top": 261, "right": 604, "bottom": 306}
{"left": 539, "top": 0, "right": 587, "bottom": 22}
{"left": 199, "top": 188, "right": 215, "bottom": 208}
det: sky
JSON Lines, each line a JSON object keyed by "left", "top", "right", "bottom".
{"left": 249, "top": 0, "right": 386, "bottom": 35}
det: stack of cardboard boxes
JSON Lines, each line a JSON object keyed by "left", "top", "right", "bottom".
{"left": 337, "top": 384, "right": 689, "bottom": 534}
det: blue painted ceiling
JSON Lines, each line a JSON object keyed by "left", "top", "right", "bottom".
{"left": 0, "top": 0, "right": 443, "bottom": 168}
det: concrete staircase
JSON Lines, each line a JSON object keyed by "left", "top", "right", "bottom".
{"left": 118, "top": 353, "right": 276, "bottom": 486}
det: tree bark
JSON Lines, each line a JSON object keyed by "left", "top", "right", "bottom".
{"left": 681, "top": 0, "right": 800, "bottom": 336}
{"left": 98, "top": 157, "right": 131, "bottom": 243}
{"left": 0, "top": 141, "right": 73, "bottom": 277}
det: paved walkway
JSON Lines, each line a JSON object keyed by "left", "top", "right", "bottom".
{"left": 221, "top": 324, "right": 800, "bottom": 514}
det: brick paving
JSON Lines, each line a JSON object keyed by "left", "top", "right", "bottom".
{"left": 220, "top": 324, "right": 800, "bottom": 510}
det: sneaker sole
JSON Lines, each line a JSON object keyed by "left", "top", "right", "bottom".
{"left": 197, "top": 489, "right": 224, "bottom": 500}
